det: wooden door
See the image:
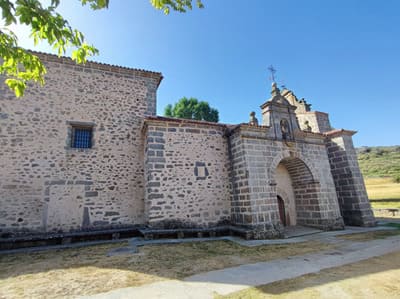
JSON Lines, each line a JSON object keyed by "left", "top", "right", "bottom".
{"left": 277, "top": 196, "right": 286, "bottom": 226}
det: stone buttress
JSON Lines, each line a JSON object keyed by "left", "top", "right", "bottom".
{"left": 325, "top": 130, "right": 375, "bottom": 226}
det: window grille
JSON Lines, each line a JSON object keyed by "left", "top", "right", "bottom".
{"left": 72, "top": 127, "right": 92, "bottom": 148}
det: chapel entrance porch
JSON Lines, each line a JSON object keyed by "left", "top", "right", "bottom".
{"left": 274, "top": 157, "right": 324, "bottom": 229}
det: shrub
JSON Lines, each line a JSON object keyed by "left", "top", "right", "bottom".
{"left": 375, "top": 149, "right": 384, "bottom": 156}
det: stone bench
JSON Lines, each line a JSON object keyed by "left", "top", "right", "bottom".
{"left": 0, "top": 226, "right": 141, "bottom": 250}
{"left": 138, "top": 225, "right": 253, "bottom": 240}
{"left": 388, "top": 208, "right": 399, "bottom": 216}
{"left": 373, "top": 208, "right": 399, "bottom": 217}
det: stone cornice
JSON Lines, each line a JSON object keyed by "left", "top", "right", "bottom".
{"left": 260, "top": 99, "right": 297, "bottom": 110}
{"left": 29, "top": 50, "right": 163, "bottom": 86}
{"left": 297, "top": 110, "right": 329, "bottom": 116}
{"left": 324, "top": 129, "right": 357, "bottom": 138}
{"left": 144, "top": 116, "right": 227, "bottom": 129}
{"left": 228, "top": 123, "right": 270, "bottom": 135}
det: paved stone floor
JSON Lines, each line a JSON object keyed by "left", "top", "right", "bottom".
{"left": 283, "top": 225, "right": 322, "bottom": 238}
{"left": 79, "top": 225, "right": 400, "bottom": 299}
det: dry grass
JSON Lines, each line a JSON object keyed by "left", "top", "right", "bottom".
{"left": 337, "top": 230, "right": 400, "bottom": 242}
{"left": 364, "top": 177, "right": 400, "bottom": 209}
{"left": 0, "top": 240, "right": 333, "bottom": 299}
{"left": 218, "top": 250, "right": 400, "bottom": 299}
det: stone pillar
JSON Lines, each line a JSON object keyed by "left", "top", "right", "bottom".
{"left": 228, "top": 131, "right": 251, "bottom": 227}
{"left": 326, "top": 131, "right": 376, "bottom": 226}
{"left": 144, "top": 126, "right": 167, "bottom": 227}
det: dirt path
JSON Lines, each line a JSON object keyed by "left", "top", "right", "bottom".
{"left": 220, "top": 250, "right": 400, "bottom": 299}
{"left": 82, "top": 234, "right": 400, "bottom": 299}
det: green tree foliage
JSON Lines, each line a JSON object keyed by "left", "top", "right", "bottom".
{"left": 0, "top": 0, "right": 203, "bottom": 97}
{"left": 164, "top": 97, "right": 219, "bottom": 122}
{"left": 151, "top": 0, "right": 203, "bottom": 14}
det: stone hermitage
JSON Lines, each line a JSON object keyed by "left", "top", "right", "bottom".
{"left": 0, "top": 53, "right": 375, "bottom": 239}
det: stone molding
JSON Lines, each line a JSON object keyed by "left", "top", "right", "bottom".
{"left": 324, "top": 129, "right": 357, "bottom": 138}
{"left": 31, "top": 50, "right": 163, "bottom": 85}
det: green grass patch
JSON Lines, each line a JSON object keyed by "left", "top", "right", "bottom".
{"left": 364, "top": 178, "right": 400, "bottom": 209}
{"left": 383, "top": 222, "right": 400, "bottom": 229}
{"left": 337, "top": 230, "right": 400, "bottom": 242}
{"left": 357, "top": 146, "right": 400, "bottom": 180}
{"left": 357, "top": 146, "right": 400, "bottom": 209}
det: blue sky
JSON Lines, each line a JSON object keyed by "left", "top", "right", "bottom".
{"left": 11, "top": 0, "right": 400, "bottom": 146}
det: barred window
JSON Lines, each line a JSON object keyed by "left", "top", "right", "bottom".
{"left": 71, "top": 126, "right": 93, "bottom": 149}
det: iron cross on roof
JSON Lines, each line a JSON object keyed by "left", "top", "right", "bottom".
{"left": 268, "top": 65, "right": 277, "bottom": 82}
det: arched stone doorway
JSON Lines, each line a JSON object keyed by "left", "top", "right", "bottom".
{"left": 274, "top": 157, "right": 322, "bottom": 228}
{"left": 276, "top": 163, "right": 297, "bottom": 227}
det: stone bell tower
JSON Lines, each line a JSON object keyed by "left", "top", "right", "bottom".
{"left": 260, "top": 82, "right": 300, "bottom": 140}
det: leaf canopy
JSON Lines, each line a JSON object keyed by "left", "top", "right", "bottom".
{"left": 0, "top": 0, "right": 203, "bottom": 97}
{"left": 164, "top": 97, "right": 219, "bottom": 122}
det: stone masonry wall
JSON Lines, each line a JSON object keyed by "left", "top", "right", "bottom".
{"left": 0, "top": 53, "right": 162, "bottom": 234}
{"left": 327, "top": 134, "right": 375, "bottom": 226}
{"left": 229, "top": 129, "right": 252, "bottom": 228}
{"left": 144, "top": 118, "right": 231, "bottom": 228}
{"left": 229, "top": 125, "right": 344, "bottom": 238}
{"left": 297, "top": 111, "right": 332, "bottom": 133}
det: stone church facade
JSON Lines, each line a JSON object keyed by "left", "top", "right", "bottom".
{"left": 0, "top": 53, "right": 375, "bottom": 239}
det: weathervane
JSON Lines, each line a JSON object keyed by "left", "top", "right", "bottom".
{"left": 268, "top": 65, "right": 277, "bottom": 82}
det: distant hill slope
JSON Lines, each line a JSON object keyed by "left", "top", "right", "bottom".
{"left": 356, "top": 146, "right": 400, "bottom": 179}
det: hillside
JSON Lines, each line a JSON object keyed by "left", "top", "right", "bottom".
{"left": 357, "top": 146, "right": 400, "bottom": 180}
